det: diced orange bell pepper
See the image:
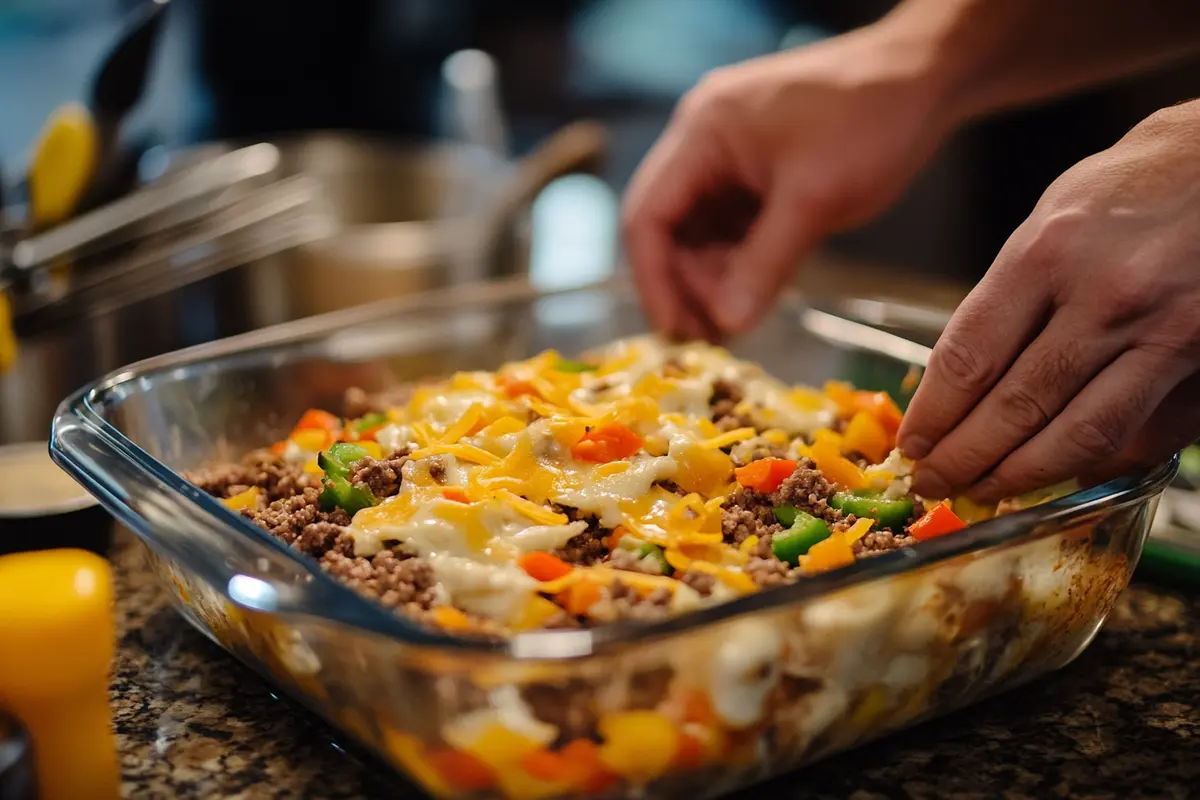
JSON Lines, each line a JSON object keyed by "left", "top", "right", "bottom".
{"left": 597, "top": 711, "right": 680, "bottom": 784}
{"left": 571, "top": 422, "right": 644, "bottom": 463}
{"left": 430, "top": 606, "right": 472, "bottom": 630}
{"left": 909, "top": 502, "right": 967, "bottom": 541}
{"left": 441, "top": 487, "right": 472, "bottom": 503}
{"left": 671, "top": 732, "right": 709, "bottom": 772}
{"left": 811, "top": 438, "right": 867, "bottom": 490}
{"left": 823, "top": 380, "right": 859, "bottom": 418}
{"left": 674, "top": 445, "right": 734, "bottom": 495}
{"left": 222, "top": 487, "right": 260, "bottom": 512}
{"left": 517, "top": 551, "right": 574, "bottom": 582}
{"left": 563, "top": 579, "right": 603, "bottom": 616}
{"left": 802, "top": 535, "right": 856, "bottom": 574}
{"left": 499, "top": 375, "right": 538, "bottom": 398}
{"left": 270, "top": 440, "right": 288, "bottom": 456}
{"left": 856, "top": 390, "right": 904, "bottom": 435}
{"left": 733, "top": 458, "right": 798, "bottom": 494}
{"left": 842, "top": 410, "right": 890, "bottom": 464}
{"left": 426, "top": 747, "right": 498, "bottom": 791}
{"left": 296, "top": 408, "right": 341, "bottom": 431}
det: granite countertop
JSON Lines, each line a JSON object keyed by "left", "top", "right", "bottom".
{"left": 106, "top": 528, "right": 1200, "bottom": 800}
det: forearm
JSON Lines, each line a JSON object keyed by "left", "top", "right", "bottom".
{"left": 877, "top": 0, "right": 1200, "bottom": 127}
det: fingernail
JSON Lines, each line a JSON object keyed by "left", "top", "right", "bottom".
{"left": 899, "top": 435, "right": 932, "bottom": 461}
{"left": 717, "top": 288, "right": 755, "bottom": 332}
{"left": 914, "top": 467, "right": 950, "bottom": 500}
{"left": 969, "top": 478, "right": 1002, "bottom": 504}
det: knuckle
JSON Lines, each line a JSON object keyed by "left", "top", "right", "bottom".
{"left": 931, "top": 334, "right": 993, "bottom": 394}
{"left": 1019, "top": 209, "right": 1085, "bottom": 269}
{"left": 1065, "top": 415, "right": 1123, "bottom": 460}
{"left": 997, "top": 383, "right": 1053, "bottom": 432}
{"left": 1099, "top": 270, "right": 1161, "bottom": 325}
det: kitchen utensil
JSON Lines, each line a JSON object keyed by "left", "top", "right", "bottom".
{"left": 0, "top": 550, "right": 119, "bottom": 800}
{"left": 51, "top": 277, "right": 1174, "bottom": 799}
{"left": 0, "top": 711, "right": 35, "bottom": 800}
{"left": 0, "top": 442, "right": 112, "bottom": 557}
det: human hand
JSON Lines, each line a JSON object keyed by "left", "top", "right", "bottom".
{"left": 621, "top": 22, "right": 954, "bottom": 340}
{"left": 899, "top": 101, "right": 1200, "bottom": 503}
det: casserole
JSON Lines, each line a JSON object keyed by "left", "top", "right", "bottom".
{"left": 52, "top": 278, "right": 1174, "bottom": 799}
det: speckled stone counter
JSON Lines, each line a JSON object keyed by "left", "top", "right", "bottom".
{"left": 108, "top": 528, "right": 1199, "bottom": 800}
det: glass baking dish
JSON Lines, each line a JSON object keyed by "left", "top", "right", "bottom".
{"left": 51, "top": 277, "right": 1175, "bottom": 799}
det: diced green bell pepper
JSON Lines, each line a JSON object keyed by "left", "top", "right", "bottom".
{"left": 773, "top": 504, "right": 800, "bottom": 527}
{"left": 351, "top": 412, "right": 389, "bottom": 434}
{"left": 554, "top": 359, "right": 598, "bottom": 373}
{"left": 830, "top": 489, "right": 914, "bottom": 529}
{"left": 317, "top": 442, "right": 373, "bottom": 479}
{"left": 772, "top": 512, "right": 831, "bottom": 566}
{"left": 318, "top": 476, "right": 377, "bottom": 516}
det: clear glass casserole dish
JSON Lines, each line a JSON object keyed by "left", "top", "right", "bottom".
{"left": 51, "top": 278, "right": 1175, "bottom": 799}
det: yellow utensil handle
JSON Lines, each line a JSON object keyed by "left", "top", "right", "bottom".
{"left": 28, "top": 103, "right": 98, "bottom": 229}
{"left": 0, "top": 292, "right": 15, "bottom": 374}
{"left": 0, "top": 550, "right": 119, "bottom": 800}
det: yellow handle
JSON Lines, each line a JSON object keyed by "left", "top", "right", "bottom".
{"left": 0, "top": 549, "right": 119, "bottom": 800}
{"left": 28, "top": 103, "right": 98, "bottom": 229}
{"left": 0, "top": 291, "right": 15, "bottom": 374}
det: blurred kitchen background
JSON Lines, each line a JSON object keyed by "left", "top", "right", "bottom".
{"left": 2, "top": 0, "right": 1199, "bottom": 444}
{"left": 5, "top": 0, "right": 1200, "bottom": 275}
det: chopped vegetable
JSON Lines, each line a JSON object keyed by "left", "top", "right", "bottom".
{"left": 518, "top": 552, "right": 574, "bottom": 582}
{"left": 909, "top": 502, "right": 967, "bottom": 541}
{"left": 291, "top": 428, "right": 332, "bottom": 453}
{"left": 801, "top": 534, "right": 856, "bottom": 574}
{"left": 317, "top": 442, "right": 372, "bottom": 479}
{"left": 772, "top": 504, "right": 799, "bottom": 527}
{"left": 348, "top": 412, "right": 389, "bottom": 440}
{"left": 636, "top": 542, "right": 674, "bottom": 576}
{"left": 430, "top": 606, "right": 472, "bottom": 630}
{"left": 842, "top": 410, "right": 890, "bottom": 463}
{"left": 674, "top": 445, "right": 734, "bottom": 495}
{"left": 426, "top": 748, "right": 497, "bottom": 791}
{"left": 830, "top": 489, "right": 914, "bottom": 529}
{"left": 317, "top": 477, "right": 376, "bottom": 516}
{"left": 222, "top": 487, "right": 260, "bottom": 512}
{"left": 571, "top": 422, "right": 644, "bottom": 463}
{"left": 296, "top": 408, "right": 341, "bottom": 431}
{"left": 733, "top": 458, "right": 798, "bottom": 493}
{"left": 441, "top": 487, "right": 472, "bottom": 503}
{"left": 553, "top": 359, "right": 598, "bottom": 373}
{"left": 772, "top": 511, "right": 832, "bottom": 566}
{"left": 562, "top": 579, "right": 603, "bottom": 616}
{"left": 597, "top": 711, "right": 680, "bottom": 783}
{"left": 811, "top": 438, "right": 867, "bottom": 490}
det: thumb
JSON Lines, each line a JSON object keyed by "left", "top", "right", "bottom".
{"left": 713, "top": 187, "right": 817, "bottom": 334}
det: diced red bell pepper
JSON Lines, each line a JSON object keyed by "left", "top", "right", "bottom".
{"left": 734, "top": 458, "right": 798, "bottom": 494}
{"left": 571, "top": 422, "right": 644, "bottom": 463}
{"left": 909, "top": 502, "right": 967, "bottom": 541}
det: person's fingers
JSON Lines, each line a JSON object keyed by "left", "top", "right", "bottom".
{"left": 677, "top": 248, "right": 729, "bottom": 343}
{"left": 967, "top": 348, "right": 1194, "bottom": 503}
{"left": 623, "top": 127, "right": 719, "bottom": 334}
{"left": 898, "top": 235, "right": 1053, "bottom": 463}
{"left": 1077, "top": 370, "right": 1200, "bottom": 485}
{"left": 712, "top": 186, "right": 818, "bottom": 334}
{"left": 911, "top": 312, "right": 1123, "bottom": 498}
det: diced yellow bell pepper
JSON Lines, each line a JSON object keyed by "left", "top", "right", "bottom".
{"left": 457, "top": 722, "right": 546, "bottom": 770}
{"left": 842, "top": 411, "right": 890, "bottom": 464}
{"left": 811, "top": 437, "right": 867, "bottom": 491}
{"left": 382, "top": 729, "right": 455, "bottom": 798}
{"left": 302, "top": 459, "right": 323, "bottom": 476}
{"left": 357, "top": 440, "right": 384, "bottom": 460}
{"left": 223, "top": 487, "right": 261, "bottom": 512}
{"left": 510, "top": 597, "right": 563, "bottom": 631}
{"left": 597, "top": 711, "right": 680, "bottom": 783}
{"left": 430, "top": 606, "right": 472, "bottom": 631}
{"left": 802, "top": 535, "right": 856, "bottom": 574}
{"left": 674, "top": 445, "right": 734, "bottom": 496}
{"left": 291, "top": 428, "right": 329, "bottom": 453}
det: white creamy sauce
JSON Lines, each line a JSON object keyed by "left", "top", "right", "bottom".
{"left": 555, "top": 455, "right": 678, "bottom": 528}
{"left": 709, "top": 618, "right": 783, "bottom": 728}
{"left": 428, "top": 555, "right": 537, "bottom": 620}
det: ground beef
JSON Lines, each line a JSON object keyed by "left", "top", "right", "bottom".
{"left": 854, "top": 530, "right": 917, "bottom": 557}
{"left": 293, "top": 522, "right": 356, "bottom": 558}
{"left": 769, "top": 459, "right": 842, "bottom": 525}
{"left": 680, "top": 568, "right": 716, "bottom": 597}
{"left": 610, "top": 581, "right": 673, "bottom": 620}
{"left": 730, "top": 441, "right": 789, "bottom": 467}
{"left": 608, "top": 547, "right": 666, "bottom": 575}
{"left": 186, "top": 452, "right": 316, "bottom": 502}
{"left": 715, "top": 412, "right": 756, "bottom": 433}
{"left": 721, "top": 488, "right": 781, "bottom": 544}
{"left": 344, "top": 385, "right": 416, "bottom": 418}
{"left": 349, "top": 454, "right": 409, "bottom": 498}
{"left": 247, "top": 487, "right": 351, "bottom": 546}
{"left": 709, "top": 378, "right": 743, "bottom": 421}
{"left": 745, "top": 556, "right": 792, "bottom": 587}
{"left": 320, "top": 550, "right": 438, "bottom": 610}
{"left": 555, "top": 521, "right": 608, "bottom": 566}
{"left": 427, "top": 458, "right": 447, "bottom": 484}
{"left": 521, "top": 679, "right": 599, "bottom": 744}
{"left": 627, "top": 665, "right": 674, "bottom": 710}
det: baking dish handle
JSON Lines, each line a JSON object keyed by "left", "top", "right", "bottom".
{"left": 49, "top": 408, "right": 409, "bottom": 635}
